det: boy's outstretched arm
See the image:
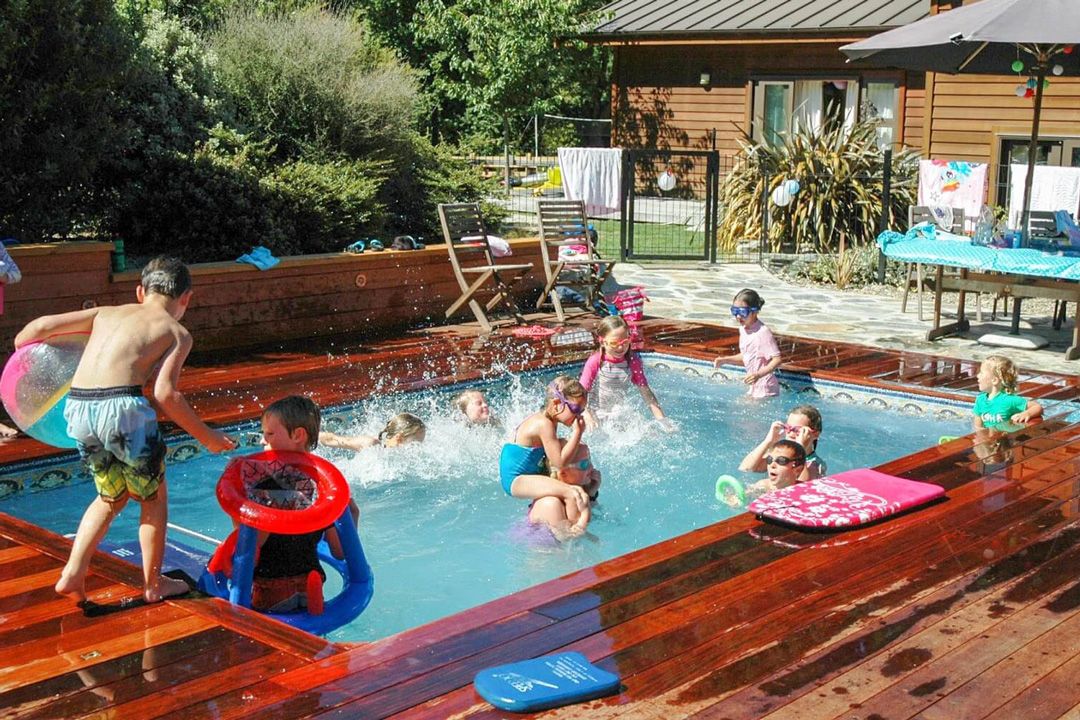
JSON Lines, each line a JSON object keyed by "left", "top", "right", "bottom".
{"left": 153, "top": 329, "right": 234, "bottom": 452}
{"left": 14, "top": 308, "right": 100, "bottom": 348}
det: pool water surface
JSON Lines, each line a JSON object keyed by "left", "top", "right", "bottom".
{"left": 0, "top": 356, "right": 969, "bottom": 642}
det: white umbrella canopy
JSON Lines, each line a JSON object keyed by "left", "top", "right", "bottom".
{"left": 842, "top": 0, "right": 1080, "bottom": 241}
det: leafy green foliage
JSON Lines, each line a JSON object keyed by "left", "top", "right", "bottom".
{"left": 717, "top": 118, "right": 919, "bottom": 255}
{"left": 362, "top": 0, "right": 611, "bottom": 149}
{"left": 210, "top": 6, "right": 418, "bottom": 160}
{"left": 264, "top": 157, "right": 387, "bottom": 254}
{"left": 0, "top": 0, "right": 137, "bottom": 240}
{"left": 784, "top": 247, "right": 907, "bottom": 289}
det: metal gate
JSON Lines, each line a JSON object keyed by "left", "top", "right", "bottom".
{"left": 619, "top": 149, "right": 720, "bottom": 262}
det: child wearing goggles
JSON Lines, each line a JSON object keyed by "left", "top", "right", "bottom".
{"left": 579, "top": 316, "right": 672, "bottom": 432}
{"left": 713, "top": 288, "right": 781, "bottom": 398}
{"left": 746, "top": 439, "right": 808, "bottom": 496}
{"left": 740, "top": 404, "right": 827, "bottom": 480}
{"left": 498, "top": 376, "right": 592, "bottom": 540}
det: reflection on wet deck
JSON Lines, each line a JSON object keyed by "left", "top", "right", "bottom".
{"left": 1, "top": 316, "right": 1079, "bottom": 719}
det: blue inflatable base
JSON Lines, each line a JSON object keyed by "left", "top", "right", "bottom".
{"left": 473, "top": 651, "right": 620, "bottom": 713}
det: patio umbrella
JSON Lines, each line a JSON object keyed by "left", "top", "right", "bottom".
{"left": 841, "top": 0, "right": 1080, "bottom": 243}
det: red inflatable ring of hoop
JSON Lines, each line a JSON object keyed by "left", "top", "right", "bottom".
{"left": 216, "top": 450, "right": 350, "bottom": 535}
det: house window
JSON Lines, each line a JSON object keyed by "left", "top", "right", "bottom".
{"left": 752, "top": 79, "right": 860, "bottom": 145}
{"left": 752, "top": 82, "right": 792, "bottom": 147}
{"left": 862, "top": 82, "right": 900, "bottom": 149}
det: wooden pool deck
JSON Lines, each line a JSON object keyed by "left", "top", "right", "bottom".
{"left": 2, "top": 316, "right": 1080, "bottom": 719}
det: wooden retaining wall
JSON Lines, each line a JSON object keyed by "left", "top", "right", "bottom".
{"left": 0, "top": 240, "right": 546, "bottom": 355}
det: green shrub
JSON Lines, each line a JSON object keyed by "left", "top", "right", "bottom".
{"left": 0, "top": 0, "right": 137, "bottom": 240}
{"left": 113, "top": 128, "right": 283, "bottom": 262}
{"left": 378, "top": 136, "right": 501, "bottom": 240}
{"left": 717, "top": 118, "right": 918, "bottom": 255}
{"left": 784, "top": 246, "right": 907, "bottom": 289}
{"left": 210, "top": 6, "right": 418, "bottom": 160}
{"left": 264, "top": 158, "right": 387, "bottom": 254}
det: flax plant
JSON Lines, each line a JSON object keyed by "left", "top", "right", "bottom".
{"left": 717, "top": 117, "right": 918, "bottom": 256}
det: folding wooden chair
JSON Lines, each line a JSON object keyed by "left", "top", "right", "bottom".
{"left": 536, "top": 199, "right": 617, "bottom": 322}
{"left": 438, "top": 203, "right": 533, "bottom": 333}
{"left": 901, "top": 205, "right": 965, "bottom": 321}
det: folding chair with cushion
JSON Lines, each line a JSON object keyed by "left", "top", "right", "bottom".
{"left": 536, "top": 199, "right": 616, "bottom": 322}
{"left": 901, "top": 206, "right": 966, "bottom": 322}
{"left": 438, "top": 203, "right": 533, "bottom": 333}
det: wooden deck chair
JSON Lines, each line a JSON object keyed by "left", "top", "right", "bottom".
{"left": 901, "top": 206, "right": 966, "bottom": 322}
{"left": 536, "top": 199, "right": 616, "bottom": 322}
{"left": 438, "top": 203, "right": 533, "bottom": 333}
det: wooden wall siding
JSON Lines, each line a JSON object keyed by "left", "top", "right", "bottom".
{"left": 613, "top": 44, "right": 923, "bottom": 155}
{"left": 903, "top": 75, "right": 926, "bottom": 151}
{"left": 0, "top": 241, "right": 545, "bottom": 356}
{"left": 927, "top": 73, "right": 1080, "bottom": 163}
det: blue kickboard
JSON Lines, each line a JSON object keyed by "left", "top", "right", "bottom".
{"left": 473, "top": 651, "right": 620, "bottom": 713}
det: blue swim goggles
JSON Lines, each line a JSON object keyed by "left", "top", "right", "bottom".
{"left": 576, "top": 457, "right": 593, "bottom": 470}
{"left": 730, "top": 305, "right": 759, "bottom": 319}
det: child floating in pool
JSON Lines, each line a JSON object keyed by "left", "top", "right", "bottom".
{"left": 499, "top": 376, "right": 592, "bottom": 540}
{"left": 740, "top": 404, "right": 826, "bottom": 480}
{"left": 14, "top": 257, "right": 236, "bottom": 604}
{"left": 320, "top": 412, "right": 426, "bottom": 452}
{"left": 455, "top": 389, "right": 498, "bottom": 427}
{"left": 251, "top": 396, "right": 359, "bottom": 614}
{"left": 713, "top": 288, "right": 781, "bottom": 398}
{"left": 579, "top": 316, "right": 671, "bottom": 431}
{"left": 973, "top": 355, "right": 1042, "bottom": 430}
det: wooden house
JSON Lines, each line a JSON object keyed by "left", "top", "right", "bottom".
{"left": 590, "top": 0, "right": 1080, "bottom": 204}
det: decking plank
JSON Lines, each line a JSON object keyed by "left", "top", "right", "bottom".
{"left": 0, "top": 615, "right": 214, "bottom": 694}
{"left": 695, "top": 524, "right": 1080, "bottom": 719}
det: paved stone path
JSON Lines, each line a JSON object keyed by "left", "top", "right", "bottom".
{"left": 612, "top": 261, "right": 1079, "bottom": 375}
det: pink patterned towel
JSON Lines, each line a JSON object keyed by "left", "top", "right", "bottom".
{"left": 748, "top": 469, "right": 945, "bottom": 529}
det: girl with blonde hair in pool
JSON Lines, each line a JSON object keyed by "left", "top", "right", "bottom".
{"left": 320, "top": 412, "right": 426, "bottom": 452}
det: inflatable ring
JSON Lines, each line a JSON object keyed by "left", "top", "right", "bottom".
{"left": 938, "top": 435, "right": 959, "bottom": 445}
{"left": 715, "top": 474, "right": 746, "bottom": 505}
{"left": 216, "top": 450, "right": 350, "bottom": 535}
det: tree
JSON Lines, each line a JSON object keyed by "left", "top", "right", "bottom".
{"left": 0, "top": 0, "right": 137, "bottom": 240}
{"left": 362, "top": 0, "right": 610, "bottom": 150}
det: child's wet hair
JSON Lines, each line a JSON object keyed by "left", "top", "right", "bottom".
{"left": 545, "top": 375, "right": 586, "bottom": 407}
{"left": 596, "top": 315, "right": 629, "bottom": 340}
{"left": 790, "top": 404, "right": 823, "bottom": 432}
{"left": 768, "top": 439, "right": 806, "bottom": 465}
{"left": 454, "top": 389, "right": 483, "bottom": 414}
{"left": 733, "top": 288, "right": 764, "bottom": 309}
{"left": 141, "top": 256, "right": 192, "bottom": 298}
{"left": 982, "top": 355, "right": 1018, "bottom": 394}
{"left": 263, "top": 396, "right": 321, "bottom": 450}
{"left": 379, "top": 412, "right": 426, "bottom": 443}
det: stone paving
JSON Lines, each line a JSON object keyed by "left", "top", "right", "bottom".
{"left": 612, "top": 261, "right": 1079, "bottom": 376}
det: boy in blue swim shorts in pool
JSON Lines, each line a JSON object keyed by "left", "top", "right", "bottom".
{"left": 15, "top": 257, "right": 236, "bottom": 605}
{"left": 499, "top": 376, "right": 595, "bottom": 540}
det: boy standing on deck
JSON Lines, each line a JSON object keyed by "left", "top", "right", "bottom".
{"left": 14, "top": 256, "right": 236, "bottom": 604}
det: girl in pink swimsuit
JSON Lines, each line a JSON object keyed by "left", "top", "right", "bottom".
{"left": 713, "top": 288, "right": 781, "bottom": 399}
{"left": 579, "top": 316, "right": 670, "bottom": 430}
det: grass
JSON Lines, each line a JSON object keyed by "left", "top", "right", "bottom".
{"left": 590, "top": 219, "right": 710, "bottom": 259}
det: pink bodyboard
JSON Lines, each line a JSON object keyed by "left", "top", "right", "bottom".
{"left": 748, "top": 469, "right": 945, "bottom": 529}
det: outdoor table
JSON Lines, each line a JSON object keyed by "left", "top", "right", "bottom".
{"left": 878, "top": 233, "right": 1080, "bottom": 360}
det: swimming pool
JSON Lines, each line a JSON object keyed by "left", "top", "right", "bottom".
{"left": 0, "top": 355, "right": 970, "bottom": 642}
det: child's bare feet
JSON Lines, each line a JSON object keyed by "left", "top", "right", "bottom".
{"left": 145, "top": 575, "right": 190, "bottom": 603}
{"left": 55, "top": 569, "right": 87, "bottom": 603}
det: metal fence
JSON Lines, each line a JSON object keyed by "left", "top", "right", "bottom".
{"left": 460, "top": 150, "right": 897, "bottom": 268}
